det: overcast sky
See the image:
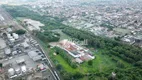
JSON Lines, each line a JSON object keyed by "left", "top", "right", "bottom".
{"left": 0, "top": 0, "right": 140, "bottom": 4}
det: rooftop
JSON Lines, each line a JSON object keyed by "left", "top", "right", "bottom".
{"left": 23, "top": 19, "right": 45, "bottom": 31}
{"left": 0, "top": 38, "right": 6, "bottom": 49}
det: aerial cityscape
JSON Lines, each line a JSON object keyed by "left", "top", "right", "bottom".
{"left": 0, "top": 0, "right": 142, "bottom": 80}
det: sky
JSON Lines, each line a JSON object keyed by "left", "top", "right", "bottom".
{"left": 0, "top": 0, "right": 140, "bottom": 5}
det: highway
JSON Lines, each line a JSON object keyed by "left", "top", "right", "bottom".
{"left": 0, "top": 6, "right": 25, "bottom": 30}
{"left": 0, "top": 6, "right": 61, "bottom": 80}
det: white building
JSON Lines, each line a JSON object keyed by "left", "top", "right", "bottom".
{"left": 21, "top": 42, "right": 29, "bottom": 49}
{"left": 4, "top": 48, "right": 11, "bottom": 55}
{"left": 8, "top": 68, "right": 15, "bottom": 76}
{"left": 23, "top": 19, "right": 44, "bottom": 31}
{"left": 21, "top": 66, "right": 27, "bottom": 73}
{"left": 12, "top": 33, "right": 19, "bottom": 40}
{"left": 0, "top": 38, "right": 6, "bottom": 49}
{"left": 28, "top": 50, "right": 42, "bottom": 61}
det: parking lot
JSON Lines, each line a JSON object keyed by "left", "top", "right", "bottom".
{"left": 0, "top": 27, "right": 55, "bottom": 80}
{"left": 0, "top": 6, "right": 56, "bottom": 80}
{"left": 0, "top": 7, "right": 13, "bottom": 26}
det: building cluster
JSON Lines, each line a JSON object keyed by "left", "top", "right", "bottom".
{"left": 0, "top": 27, "right": 54, "bottom": 80}
{"left": 27, "top": 0, "right": 142, "bottom": 47}
{"left": 23, "top": 19, "right": 45, "bottom": 31}
{"left": 58, "top": 39, "right": 95, "bottom": 64}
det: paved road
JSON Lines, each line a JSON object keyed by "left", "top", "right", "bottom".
{"left": 29, "top": 32, "right": 61, "bottom": 80}
{"left": 0, "top": 6, "right": 61, "bottom": 80}
{"left": 0, "top": 7, "right": 13, "bottom": 26}
{"left": 0, "top": 6, "right": 25, "bottom": 30}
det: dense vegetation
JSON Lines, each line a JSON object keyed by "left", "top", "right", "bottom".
{"left": 62, "top": 27, "right": 142, "bottom": 68}
{"left": 14, "top": 29, "right": 26, "bottom": 35}
{"left": 4, "top": 5, "right": 142, "bottom": 80}
{"left": 2, "top": 5, "right": 66, "bottom": 29}
{"left": 100, "top": 23, "right": 114, "bottom": 30}
{"left": 62, "top": 27, "right": 142, "bottom": 80}
{"left": 35, "top": 30, "right": 60, "bottom": 42}
{"left": 54, "top": 47, "right": 77, "bottom": 68}
{"left": 49, "top": 47, "right": 84, "bottom": 80}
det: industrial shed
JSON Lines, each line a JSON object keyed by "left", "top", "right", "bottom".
{"left": 28, "top": 50, "right": 42, "bottom": 61}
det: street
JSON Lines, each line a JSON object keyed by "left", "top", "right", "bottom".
{"left": 0, "top": 6, "right": 60, "bottom": 80}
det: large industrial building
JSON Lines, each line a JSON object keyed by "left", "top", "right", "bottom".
{"left": 58, "top": 39, "right": 95, "bottom": 63}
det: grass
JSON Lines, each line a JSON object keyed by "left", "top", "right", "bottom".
{"left": 49, "top": 48, "right": 133, "bottom": 75}
{"left": 49, "top": 48, "right": 133, "bottom": 74}
{"left": 55, "top": 55, "right": 77, "bottom": 73}
{"left": 37, "top": 36, "right": 133, "bottom": 80}
{"left": 113, "top": 28, "right": 131, "bottom": 35}
{"left": 110, "top": 54, "right": 132, "bottom": 68}
{"left": 49, "top": 49, "right": 79, "bottom": 73}
{"left": 80, "top": 50, "right": 117, "bottom": 73}
{"left": 15, "top": 17, "right": 25, "bottom": 21}
{"left": 52, "top": 29, "right": 72, "bottom": 41}
{"left": 59, "top": 30, "right": 71, "bottom": 40}
{"left": 36, "top": 31, "right": 133, "bottom": 80}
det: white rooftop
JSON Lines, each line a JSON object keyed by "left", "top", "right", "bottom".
{"left": 28, "top": 51, "right": 39, "bottom": 58}
{"left": 21, "top": 42, "right": 29, "bottom": 48}
{"left": 8, "top": 68, "right": 15, "bottom": 76}
{"left": 4, "top": 48, "right": 11, "bottom": 55}
{"left": 21, "top": 66, "right": 26, "bottom": 73}
{"left": 0, "top": 38, "right": 6, "bottom": 49}
{"left": 24, "top": 19, "right": 44, "bottom": 31}
{"left": 16, "top": 58, "right": 25, "bottom": 64}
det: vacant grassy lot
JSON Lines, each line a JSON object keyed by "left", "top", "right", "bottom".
{"left": 49, "top": 48, "right": 132, "bottom": 75}
{"left": 52, "top": 29, "right": 72, "bottom": 41}
{"left": 80, "top": 51, "right": 117, "bottom": 73}
{"left": 35, "top": 31, "right": 133, "bottom": 80}
{"left": 49, "top": 51, "right": 78, "bottom": 73}
{"left": 80, "top": 50, "right": 132, "bottom": 73}
{"left": 113, "top": 28, "right": 131, "bottom": 35}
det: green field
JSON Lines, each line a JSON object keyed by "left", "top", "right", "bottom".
{"left": 36, "top": 28, "right": 141, "bottom": 80}
{"left": 49, "top": 51, "right": 78, "bottom": 73}
{"left": 15, "top": 17, "right": 25, "bottom": 21}
{"left": 81, "top": 51, "right": 117, "bottom": 73}
{"left": 31, "top": 27, "right": 134, "bottom": 80}
{"left": 49, "top": 48, "right": 132, "bottom": 77}
{"left": 4, "top": 5, "right": 142, "bottom": 80}
{"left": 52, "top": 29, "right": 72, "bottom": 41}
{"left": 113, "top": 28, "right": 131, "bottom": 35}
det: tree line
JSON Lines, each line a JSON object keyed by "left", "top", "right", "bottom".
{"left": 62, "top": 27, "right": 142, "bottom": 80}
{"left": 62, "top": 27, "right": 142, "bottom": 68}
{"left": 54, "top": 47, "right": 77, "bottom": 69}
{"left": 51, "top": 47, "right": 83, "bottom": 80}
{"left": 2, "top": 5, "right": 66, "bottom": 30}
{"left": 35, "top": 30, "right": 60, "bottom": 42}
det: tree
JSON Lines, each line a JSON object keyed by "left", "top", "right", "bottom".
{"left": 9, "top": 25, "right": 14, "bottom": 28}
{"left": 14, "top": 29, "right": 26, "bottom": 35}
{"left": 134, "top": 61, "right": 142, "bottom": 68}
{"left": 108, "top": 72, "right": 116, "bottom": 80}
{"left": 54, "top": 47, "right": 77, "bottom": 69}
{"left": 56, "top": 64, "right": 63, "bottom": 71}
{"left": 88, "top": 60, "right": 93, "bottom": 66}
{"left": 116, "top": 61, "right": 125, "bottom": 68}
{"left": 62, "top": 72, "right": 73, "bottom": 80}
{"left": 36, "top": 31, "right": 60, "bottom": 42}
{"left": 62, "top": 27, "right": 142, "bottom": 68}
{"left": 73, "top": 72, "right": 83, "bottom": 79}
